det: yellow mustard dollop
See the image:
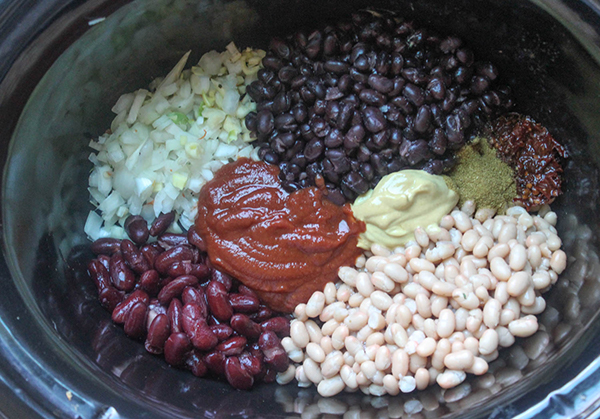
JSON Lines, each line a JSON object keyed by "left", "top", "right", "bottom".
{"left": 351, "top": 170, "right": 459, "bottom": 250}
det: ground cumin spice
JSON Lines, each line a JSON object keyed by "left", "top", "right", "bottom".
{"left": 446, "top": 137, "right": 517, "bottom": 213}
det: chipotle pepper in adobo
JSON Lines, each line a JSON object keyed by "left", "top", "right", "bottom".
{"left": 195, "top": 158, "right": 365, "bottom": 313}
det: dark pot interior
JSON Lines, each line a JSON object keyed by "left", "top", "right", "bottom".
{"left": 2, "top": 0, "right": 600, "bottom": 417}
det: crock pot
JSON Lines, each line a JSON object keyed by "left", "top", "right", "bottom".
{"left": 2, "top": 0, "right": 600, "bottom": 417}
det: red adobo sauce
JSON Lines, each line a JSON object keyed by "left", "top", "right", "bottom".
{"left": 196, "top": 158, "right": 365, "bottom": 313}
{"left": 489, "top": 114, "right": 568, "bottom": 210}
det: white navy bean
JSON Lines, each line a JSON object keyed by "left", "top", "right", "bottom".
{"left": 437, "top": 370, "right": 467, "bottom": 389}
{"left": 550, "top": 250, "right": 567, "bottom": 274}
{"left": 317, "top": 375, "right": 345, "bottom": 397}
{"left": 509, "top": 244, "right": 527, "bottom": 271}
{"left": 507, "top": 272, "right": 531, "bottom": 297}
{"left": 490, "top": 257, "right": 511, "bottom": 281}
{"left": 383, "top": 263, "right": 409, "bottom": 283}
{"left": 371, "top": 271, "right": 395, "bottom": 292}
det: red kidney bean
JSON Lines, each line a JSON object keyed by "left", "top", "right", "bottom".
{"left": 149, "top": 211, "right": 175, "bottom": 237}
{"left": 261, "top": 317, "right": 291, "bottom": 337}
{"left": 249, "top": 342, "right": 264, "bottom": 362}
{"left": 154, "top": 245, "right": 195, "bottom": 275}
{"left": 206, "top": 280, "right": 233, "bottom": 322}
{"left": 146, "top": 300, "right": 167, "bottom": 327}
{"left": 112, "top": 290, "right": 149, "bottom": 324}
{"left": 230, "top": 314, "right": 262, "bottom": 339}
{"left": 238, "top": 285, "right": 259, "bottom": 299}
{"left": 181, "top": 287, "right": 207, "bottom": 313}
{"left": 158, "top": 233, "right": 189, "bottom": 250}
{"left": 207, "top": 315, "right": 222, "bottom": 326}
{"left": 164, "top": 333, "right": 192, "bottom": 366}
{"left": 239, "top": 352, "right": 262, "bottom": 376}
{"left": 97, "top": 254, "right": 111, "bottom": 271}
{"left": 167, "top": 299, "right": 183, "bottom": 334}
{"left": 124, "top": 301, "right": 147, "bottom": 339}
{"left": 99, "top": 287, "right": 124, "bottom": 312}
{"left": 139, "top": 270, "right": 161, "bottom": 296}
{"left": 88, "top": 259, "right": 111, "bottom": 292}
{"left": 109, "top": 252, "right": 136, "bottom": 291}
{"left": 182, "top": 304, "right": 218, "bottom": 351}
{"left": 225, "top": 357, "right": 254, "bottom": 390}
{"left": 121, "top": 239, "right": 151, "bottom": 274}
{"left": 145, "top": 314, "right": 171, "bottom": 354}
{"left": 124, "top": 215, "right": 149, "bottom": 245}
{"left": 91, "top": 238, "right": 122, "bottom": 255}
{"left": 211, "top": 270, "right": 233, "bottom": 292}
{"left": 157, "top": 275, "right": 199, "bottom": 305}
{"left": 140, "top": 243, "right": 163, "bottom": 267}
{"left": 167, "top": 261, "right": 209, "bottom": 280}
{"left": 259, "top": 331, "right": 289, "bottom": 372}
{"left": 249, "top": 306, "right": 274, "bottom": 323}
{"left": 204, "top": 350, "right": 226, "bottom": 376}
{"left": 217, "top": 336, "right": 247, "bottom": 356}
{"left": 229, "top": 293, "right": 260, "bottom": 313}
{"left": 185, "top": 350, "right": 208, "bottom": 377}
{"left": 262, "top": 368, "right": 277, "bottom": 383}
{"left": 210, "top": 324, "right": 233, "bottom": 341}
{"left": 187, "top": 226, "right": 206, "bottom": 251}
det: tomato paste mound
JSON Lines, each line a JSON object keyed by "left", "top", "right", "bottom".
{"left": 196, "top": 158, "right": 365, "bottom": 313}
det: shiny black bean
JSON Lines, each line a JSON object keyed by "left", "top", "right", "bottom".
{"left": 325, "top": 101, "right": 340, "bottom": 122}
{"left": 414, "top": 105, "right": 432, "bottom": 133}
{"left": 403, "top": 83, "right": 425, "bottom": 107}
{"left": 344, "top": 124, "right": 365, "bottom": 148}
{"left": 290, "top": 75, "right": 307, "bottom": 90}
{"left": 262, "top": 56, "right": 283, "bottom": 72}
{"left": 299, "top": 86, "right": 316, "bottom": 103}
{"left": 372, "top": 130, "right": 389, "bottom": 148}
{"left": 278, "top": 66, "right": 298, "bottom": 84}
{"left": 478, "top": 62, "right": 498, "bottom": 80}
{"left": 324, "top": 60, "right": 349, "bottom": 74}
{"left": 427, "top": 78, "right": 446, "bottom": 101}
{"left": 323, "top": 34, "right": 339, "bottom": 56}
{"left": 256, "top": 110, "right": 275, "bottom": 135}
{"left": 337, "top": 74, "right": 351, "bottom": 92}
{"left": 292, "top": 103, "right": 308, "bottom": 123}
{"left": 359, "top": 89, "right": 386, "bottom": 106}
{"left": 454, "top": 66, "right": 473, "bottom": 85}
{"left": 391, "top": 53, "right": 404, "bottom": 74}
{"left": 263, "top": 151, "right": 279, "bottom": 165}
{"left": 341, "top": 171, "right": 369, "bottom": 196}
{"left": 445, "top": 114, "right": 465, "bottom": 143}
{"left": 304, "top": 138, "right": 325, "bottom": 161}
{"left": 272, "top": 92, "right": 291, "bottom": 114}
{"left": 406, "top": 140, "right": 430, "bottom": 165}
{"left": 430, "top": 128, "right": 447, "bottom": 155}
{"left": 313, "top": 99, "right": 326, "bottom": 115}
{"left": 423, "top": 159, "right": 444, "bottom": 175}
{"left": 456, "top": 48, "right": 474, "bottom": 66}
{"left": 305, "top": 30, "right": 323, "bottom": 59}
{"left": 349, "top": 68, "right": 368, "bottom": 83}
{"left": 274, "top": 113, "right": 297, "bottom": 132}
{"left": 362, "top": 107, "right": 386, "bottom": 133}
{"left": 324, "top": 129, "right": 344, "bottom": 148}
{"left": 359, "top": 163, "right": 374, "bottom": 181}
{"left": 471, "top": 75, "right": 490, "bottom": 95}
{"left": 310, "top": 117, "right": 329, "bottom": 138}
{"left": 367, "top": 75, "right": 393, "bottom": 94}
{"left": 325, "top": 149, "right": 351, "bottom": 173}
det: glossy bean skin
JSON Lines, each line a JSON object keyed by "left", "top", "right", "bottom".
{"left": 145, "top": 314, "right": 171, "bottom": 354}
{"left": 124, "top": 215, "right": 149, "bottom": 245}
{"left": 121, "top": 239, "right": 151, "bottom": 274}
{"left": 109, "top": 252, "right": 136, "bottom": 291}
{"left": 206, "top": 280, "right": 233, "bottom": 322}
{"left": 157, "top": 275, "right": 199, "bottom": 305}
{"left": 112, "top": 290, "right": 150, "bottom": 324}
{"left": 225, "top": 357, "right": 255, "bottom": 390}
{"left": 154, "top": 245, "right": 195, "bottom": 275}
{"left": 231, "top": 314, "right": 262, "bottom": 339}
{"left": 91, "top": 238, "right": 122, "bottom": 255}
{"left": 124, "top": 301, "right": 148, "bottom": 339}
{"left": 259, "top": 331, "right": 290, "bottom": 372}
{"left": 150, "top": 212, "right": 175, "bottom": 237}
{"left": 229, "top": 293, "right": 260, "bottom": 313}
{"left": 164, "top": 333, "right": 192, "bottom": 366}
{"left": 158, "top": 233, "right": 189, "bottom": 250}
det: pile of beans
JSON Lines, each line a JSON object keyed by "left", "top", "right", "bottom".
{"left": 245, "top": 11, "right": 512, "bottom": 204}
{"left": 279, "top": 202, "right": 566, "bottom": 397}
{"left": 86, "top": 213, "right": 291, "bottom": 390}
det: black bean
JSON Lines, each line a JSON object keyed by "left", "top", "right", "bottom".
{"left": 456, "top": 48, "right": 474, "bottom": 66}
{"left": 292, "top": 103, "right": 308, "bottom": 123}
{"left": 454, "top": 66, "right": 473, "bottom": 85}
{"left": 414, "top": 105, "right": 432, "bottom": 133}
{"left": 270, "top": 38, "right": 291, "bottom": 60}
{"left": 310, "top": 117, "right": 330, "bottom": 137}
{"left": 356, "top": 145, "right": 371, "bottom": 162}
{"left": 440, "top": 36, "right": 462, "bottom": 53}
{"left": 344, "top": 124, "right": 365, "bottom": 148}
{"left": 324, "top": 129, "right": 344, "bottom": 148}
{"left": 471, "top": 75, "right": 490, "bottom": 95}
{"left": 372, "top": 130, "right": 390, "bottom": 148}
{"left": 445, "top": 114, "right": 464, "bottom": 143}
{"left": 390, "top": 53, "right": 404, "bottom": 75}
{"left": 391, "top": 96, "right": 413, "bottom": 115}
{"left": 274, "top": 113, "right": 297, "bottom": 132}
{"left": 256, "top": 110, "right": 275, "bottom": 135}
{"left": 337, "top": 74, "right": 351, "bottom": 92}
{"left": 430, "top": 128, "right": 447, "bottom": 155}
{"left": 423, "top": 159, "right": 444, "bottom": 175}
{"left": 402, "top": 68, "right": 428, "bottom": 85}
{"left": 299, "top": 86, "right": 316, "bottom": 104}
{"left": 273, "top": 92, "right": 291, "bottom": 114}
{"left": 359, "top": 89, "right": 386, "bottom": 106}
{"left": 359, "top": 163, "right": 374, "bottom": 181}
{"left": 323, "top": 34, "right": 339, "bottom": 56}
{"left": 342, "top": 171, "right": 369, "bottom": 195}
{"left": 305, "top": 30, "right": 323, "bottom": 59}
{"left": 324, "top": 60, "right": 350, "bottom": 74}
{"left": 290, "top": 75, "right": 307, "bottom": 90}
{"left": 258, "top": 69, "right": 275, "bottom": 85}
{"left": 325, "top": 149, "right": 351, "bottom": 173}
{"left": 337, "top": 103, "right": 354, "bottom": 130}
{"left": 387, "top": 158, "right": 403, "bottom": 173}
{"left": 263, "top": 151, "right": 279, "bottom": 165}
{"left": 427, "top": 78, "right": 446, "bottom": 101}
{"left": 406, "top": 140, "right": 430, "bottom": 165}
{"left": 245, "top": 112, "right": 257, "bottom": 132}
{"left": 362, "top": 107, "right": 386, "bottom": 133}
{"left": 478, "top": 62, "right": 498, "bottom": 80}
{"left": 313, "top": 99, "right": 326, "bottom": 115}
{"left": 304, "top": 138, "right": 324, "bottom": 161}
{"left": 403, "top": 84, "right": 425, "bottom": 107}
{"left": 367, "top": 75, "right": 394, "bottom": 93}
{"left": 370, "top": 153, "right": 387, "bottom": 175}
{"left": 262, "top": 56, "right": 283, "bottom": 72}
